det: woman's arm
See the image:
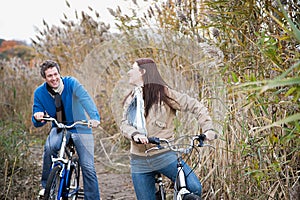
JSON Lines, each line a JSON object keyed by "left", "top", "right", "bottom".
{"left": 167, "top": 88, "right": 218, "bottom": 140}
{"left": 120, "top": 93, "right": 140, "bottom": 140}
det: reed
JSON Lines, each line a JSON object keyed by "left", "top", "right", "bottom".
{"left": 0, "top": 0, "right": 299, "bottom": 199}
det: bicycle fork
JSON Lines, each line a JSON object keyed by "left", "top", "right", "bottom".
{"left": 174, "top": 158, "right": 190, "bottom": 200}
{"left": 51, "top": 133, "right": 74, "bottom": 199}
{"left": 156, "top": 174, "right": 166, "bottom": 200}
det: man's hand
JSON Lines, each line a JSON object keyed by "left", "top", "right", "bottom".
{"left": 88, "top": 119, "right": 100, "bottom": 128}
{"left": 204, "top": 130, "right": 218, "bottom": 141}
{"left": 34, "top": 112, "right": 45, "bottom": 122}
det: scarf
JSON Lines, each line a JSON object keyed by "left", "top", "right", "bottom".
{"left": 46, "top": 78, "right": 65, "bottom": 123}
{"left": 126, "top": 87, "right": 147, "bottom": 135}
{"left": 53, "top": 78, "right": 64, "bottom": 95}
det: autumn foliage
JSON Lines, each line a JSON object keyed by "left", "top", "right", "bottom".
{"left": 0, "top": 39, "right": 35, "bottom": 61}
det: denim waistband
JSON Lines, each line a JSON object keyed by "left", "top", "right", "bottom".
{"left": 130, "top": 150, "right": 177, "bottom": 173}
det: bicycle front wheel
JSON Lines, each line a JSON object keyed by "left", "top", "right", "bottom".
{"left": 44, "top": 165, "right": 62, "bottom": 200}
{"left": 182, "top": 193, "right": 201, "bottom": 200}
{"left": 67, "top": 157, "right": 81, "bottom": 200}
{"left": 155, "top": 185, "right": 166, "bottom": 200}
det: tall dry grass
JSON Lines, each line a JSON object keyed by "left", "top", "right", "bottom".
{"left": 0, "top": 58, "right": 43, "bottom": 199}
{"left": 107, "top": 0, "right": 300, "bottom": 199}
{"left": 0, "top": 0, "right": 299, "bottom": 199}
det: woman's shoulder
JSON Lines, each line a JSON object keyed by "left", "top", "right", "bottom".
{"left": 164, "top": 86, "right": 183, "bottom": 98}
{"left": 164, "top": 87, "right": 182, "bottom": 110}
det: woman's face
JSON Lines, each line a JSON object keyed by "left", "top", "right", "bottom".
{"left": 127, "top": 62, "right": 144, "bottom": 86}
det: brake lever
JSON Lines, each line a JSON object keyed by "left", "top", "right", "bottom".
{"left": 148, "top": 137, "right": 162, "bottom": 149}
{"left": 145, "top": 146, "right": 164, "bottom": 154}
{"left": 202, "top": 143, "right": 215, "bottom": 149}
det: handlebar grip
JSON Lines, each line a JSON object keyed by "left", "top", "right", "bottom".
{"left": 148, "top": 137, "right": 160, "bottom": 145}
{"left": 134, "top": 137, "right": 158, "bottom": 144}
{"left": 197, "top": 134, "right": 206, "bottom": 147}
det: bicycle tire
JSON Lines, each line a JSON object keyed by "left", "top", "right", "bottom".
{"left": 182, "top": 193, "right": 201, "bottom": 200}
{"left": 67, "top": 157, "right": 81, "bottom": 200}
{"left": 44, "top": 165, "right": 62, "bottom": 200}
{"left": 155, "top": 185, "right": 166, "bottom": 200}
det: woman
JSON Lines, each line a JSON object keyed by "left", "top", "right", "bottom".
{"left": 120, "top": 58, "right": 217, "bottom": 200}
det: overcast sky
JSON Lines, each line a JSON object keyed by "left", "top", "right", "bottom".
{"left": 0, "top": 0, "right": 150, "bottom": 43}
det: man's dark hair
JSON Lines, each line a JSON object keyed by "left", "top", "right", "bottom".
{"left": 40, "top": 60, "right": 60, "bottom": 78}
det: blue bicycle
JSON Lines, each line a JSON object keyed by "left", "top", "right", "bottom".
{"left": 41, "top": 116, "right": 91, "bottom": 200}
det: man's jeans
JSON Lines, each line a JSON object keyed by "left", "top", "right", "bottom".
{"left": 41, "top": 128, "right": 100, "bottom": 200}
{"left": 131, "top": 159, "right": 202, "bottom": 200}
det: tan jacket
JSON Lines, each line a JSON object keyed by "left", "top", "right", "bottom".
{"left": 120, "top": 87, "right": 214, "bottom": 156}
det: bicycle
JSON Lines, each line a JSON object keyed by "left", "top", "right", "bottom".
{"left": 146, "top": 134, "right": 214, "bottom": 200}
{"left": 40, "top": 116, "right": 91, "bottom": 200}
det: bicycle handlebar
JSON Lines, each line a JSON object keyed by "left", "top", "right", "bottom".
{"left": 146, "top": 134, "right": 214, "bottom": 154}
{"left": 40, "top": 116, "right": 91, "bottom": 129}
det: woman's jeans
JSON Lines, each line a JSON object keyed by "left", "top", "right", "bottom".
{"left": 41, "top": 128, "right": 100, "bottom": 200}
{"left": 131, "top": 158, "right": 202, "bottom": 200}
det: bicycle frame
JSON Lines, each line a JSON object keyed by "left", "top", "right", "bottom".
{"left": 42, "top": 117, "right": 89, "bottom": 200}
{"left": 174, "top": 156, "right": 191, "bottom": 199}
{"left": 50, "top": 129, "right": 79, "bottom": 199}
{"left": 147, "top": 134, "right": 213, "bottom": 200}
{"left": 155, "top": 174, "right": 166, "bottom": 199}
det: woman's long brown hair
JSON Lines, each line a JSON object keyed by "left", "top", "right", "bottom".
{"left": 135, "top": 58, "right": 172, "bottom": 117}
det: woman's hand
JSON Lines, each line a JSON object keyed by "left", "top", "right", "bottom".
{"left": 204, "top": 130, "right": 218, "bottom": 141}
{"left": 132, "top": 133, "right": 148, "bottom": 144}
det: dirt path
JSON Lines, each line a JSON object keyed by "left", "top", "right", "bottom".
{"left": 94, "top": 130, "right": 136, "bottom": 199}
{"left": 95, "top": 160, "right": 135, "bottom": 200}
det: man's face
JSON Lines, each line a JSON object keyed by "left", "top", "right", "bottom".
{"left": 44, "top": 67, "right": 61, "bottom": 89}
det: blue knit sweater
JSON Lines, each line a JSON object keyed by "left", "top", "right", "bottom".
{"left": 32, "top": 76, "right": 100, "bottom": 134}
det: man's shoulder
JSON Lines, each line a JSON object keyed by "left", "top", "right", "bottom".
{"left": 62, "top": 76, "right": 79, "bottom": 83}
{"left": 34, "top": 82, "right": 46, "bottom": 93}
{"left": 62, "top": 76, "right": 75, "bottom": 81}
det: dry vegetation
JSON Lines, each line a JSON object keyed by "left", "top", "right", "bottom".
{"left": 1, "top": 0, "right": 299, "bottom": 199}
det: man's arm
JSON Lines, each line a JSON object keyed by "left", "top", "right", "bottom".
{"left": 72, "top": 77, "right": 101, "bottom": 122}
{"left": 32, "top": 90, "right": 47, "bottom": 127}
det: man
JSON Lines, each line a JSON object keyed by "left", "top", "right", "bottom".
{"left": 32, "top": 60, "right": 101, "bottom": 200}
